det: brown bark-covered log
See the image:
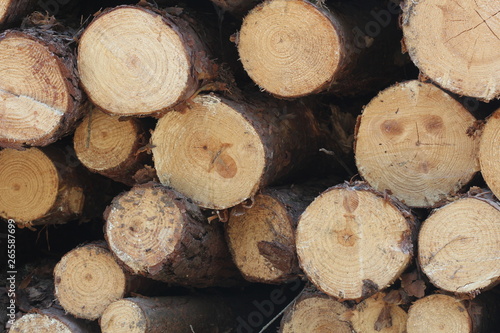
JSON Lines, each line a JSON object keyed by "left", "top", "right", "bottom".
{"left": 280, "top": 290, "right": 352, "bottom": 332}
{"left": 407, "top": 293, "right": 500, "bottom": 333}
{"left": 479, "top": 108, "right": 500, "bottom": 199}
{"left": 226, "top": 182, "right": 326, "bottom": 284}
{"left": 0, "top": 147, "right": 85, "bottom": 227}
{"left": 0, "top": 0, "right": 37, "bottom": 28}
{"left": 151, "top": 93, "right": 327, "bottom": 209}
{"left": 0, "top": 25, "right": 84, "bottom": 149}
{"left": 53, "top": 242, "right": 152, "bottom": 320}
{"left": 237, "top": 0, "right": 404, "bottom": 98}
{"left": 401, "top": 0, "right": 500, "bottom": 101}
{"left": 100, "top": 296, "right": 235, "bottom": 333}
{"left": 296, "top": 182, "right": 416, "bottom": 300}
{"left": 9, "top": 308, "right": 98, "bottom": 333}
{"left": 73, "top": 106, "right": 154, "bottom": 186}
{"left": 104, "top": 182, "right": 242, "bottom": 287}
{"left": 210, "top": 0, "right": 260, "bottom": 16}
{"left": 355, "top": 80, "right": 480, "bottom": 208}
{"left": 418, "top": 192, "right": 500, "bottom": 295}
{"left": 78, "top": 5, "right": 218, "bottom": 117}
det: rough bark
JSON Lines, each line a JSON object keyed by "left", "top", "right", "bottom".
{"left": 237, "top": 0, "right": 405, "bottom": 98}
{"left": 0, "top": 22, "right": 84, "bottom": 149}
{"left": 0, "top": 0, "right": 37, "bottom": 28}
{"left": 296, "top": 182, "right": 417, "bottom": 300}
{"left": 479, "top": 108, "right": 500, "bottom": 199}
{"left": 104, "top": 182, "right": 242, "bottom": 287}
{"left": 355, "top": 80, "right": 480, "bottom": 208}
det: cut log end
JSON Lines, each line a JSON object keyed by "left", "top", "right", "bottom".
{"left": 152, "top": 94, "right": 265, "bottom": 209}
{"left": 54, "top": 244, "right": 127, "bottom": 320}
{"left": 350, "top": 293, "right": 407, "bottom": 333}
{"left": 419, "top": 197, "right": 500, "bottom": 294}
{"left": 227, "top": 193, "right": 297, "bottom": 283}
{"left": 100, "top": 299, "right": 146, "bottom": 333}
{"left": 407, "top": 294, "right": 472, "bottom": 333}
{"left": 238, "top": 0, "right": 339, "bottom": 98}
{"left": 0, "top": 148, "right": 58, "bottom": 222}
{"left": 9, "top": 313, "right": 72, "bottom": 333}
{"left": 78, "top": 6, "right": 209, "bottom": 116}
{"left": 355, "top": 80, "right": 480, "bottom": 208}
{"left": 296, "top": 184, "right": 415, "bottom": 300}
{"left": 402, "top": 0, "right": 500, "bottom": 100}
{"left": 479, "top": 108, "right": 500, "bottom": 200}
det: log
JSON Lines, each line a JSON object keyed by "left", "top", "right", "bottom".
{"left": 280, "top": 290, "right": 351, "bottom": 333}
{"left": 407, "top": 293, "right": 500, "bottom": 333}
{"left": 418, "top": 192, "right": 500, "bottom": 294}
{"left": 104, "top": 182, "right": 242, "bottom": 287}
{"left": 0, "top": 147, "right": 85, "bottom": 227}
{"left": 73, "top": 106, "right": 153, "bottom": 186}
{"left": 479, "top": 108, "right": 500, "bottom": 199}
{"left": 0, "top": 0, "right": 36, "bottom": 28}
{"left": 226, "top": 183, "right": 325, "bottom": 284}
{"left": 355, "top": 80, "right": 480, "bottom": 208}
{"left": 53, "top": 242, "right": 148, "bottom": 320}
{"left": 100, "top": 296, "right": 234, "bottom": 333}
{"left": 237, "top": 0, "right": 404, "bottom": 98}
{"left": 401, "top": 0, "right": 500, "bottom": 101}
{"left": 0, "top": 25, "right": 84, "bottom": 149}
{"left": 78, "top": 5, "right": 218, "bottom": 117}
{"left": 296, "top": 182, "right": 416, "bottom": 300}
{"left": 9, "top": 308, "right": 98, "bottom": 333}
{"left": 151, "top": 93, "right": 325, "bottom": 209}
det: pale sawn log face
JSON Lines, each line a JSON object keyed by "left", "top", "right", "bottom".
{"left": 355, "top": 80, "right": 480, "bottom": 208}
{"left": 418, "top": 197, "right": 500, "bottom": 294}
{"left": 9, "top": 308, "right": 98, "bottom": 333}
{"left": 402, "top": 0, "right": 500, "bottom": 101}
{"left": 296, "top": 183, "right": 415, "bottom": 300}
{"left": 479, "top": 108, "right": 500, "bottom": 200}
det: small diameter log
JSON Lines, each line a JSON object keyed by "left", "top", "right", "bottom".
{"left": 9, "top": 308, "right": 98, "bottom": 333}
{"left": 0, "top": 0, "right": 36, "bottom": 28}
{"left": 407, "top": 294, "right": 500, "bottom": 333}
{"left": 0, "top": 26, "right": 83, "bottom": 149}
{"left": 100, "top": 296, "right": 234, "bottom": 333}
{"left": 418, "top": 194, "right": 500, "bottom": 294}
{"left": 355, "top": 80, "right": 480, "bottom": 208}
{"left": 73, "top": 107, "right": 152, "bottom": 186}
{"left": 226, "top": 183, "right": 324, "bottom": 284}
{"left": 280, "top": 290, "right": 352, "bottom": 333}
{"left": 296, "top": 182, "right": 416, "bottom": 300}
{"left": 402, "top": 0, "right": 500, "bottom": 101}
{"left": 350, "top": 292, "right": 408, "bottom": 333}
{"left": 237, "top": 0, "right": 403, "bottom": 98}
{"left": 54, "top": 243, "right": 141, "bottom": 320}
{"left": 0, "top": 147, "right": 84, "bottom": 227}
{"left": 151, "top": 93, "right": 324, "bottom": 209}
{"left": 104, "top": 182, "right": 241, "bottom": 287}
{"left": 78, "top": 5, "right": 218, "bottom": 116}
{"left": 479, "top": 108, "right": 500, "bottom": 199}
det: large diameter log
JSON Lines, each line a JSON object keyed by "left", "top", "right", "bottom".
{"left": 78, "top": 5, "right": 217, "bottom": 117}
{"left": 407, "top": 294, "right": 500, "bottom": 333}
{"left": 100, "top": 296, "right": 234, "bottom": 333}
{"left": 237, "top": 0, "right": 403, "bottom": 98}
{"left": 355, "top": 80, "right": 480, "bottom": 208}
{"left": 0, "top": 0, "right": 36, "bottom": 27}
{"left": 54, "top": 243, "right": 144, "bottom": 320}
{"left": 9, "top": 308, "right": 98, "bottom": 333}
{"left": 151, "top": 93, "right": 324, "bottom": 209}
{"left": 104, "top": 182, "right": 241, "bottom": 287}
{"left": 0, "top": 27, "right": 83, "bottom": 149}
{"left": 402, "top": 0, "right": 500, "bottom": 101}
{"left": 418, "top": 194, "right": 500, "bottom": 294}
{"left": 226, "top": 183, "right": 324, "bottom": 284}
{"left": 73, "top": 107, "right": 152, "bottom": 186}
{"left": 0, "top": 147, "right": 84, "bottom": 227}
{"left": 479, "top": 108, "right": 500, "bottom": 199}
{"left": 296, "top": 182, "right": 416, "bottom": 300}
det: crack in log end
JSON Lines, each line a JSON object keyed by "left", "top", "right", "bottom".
{"left": 361, "top": 279, "right": 379, "bottom": 299}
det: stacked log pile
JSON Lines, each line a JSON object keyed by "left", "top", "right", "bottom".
{"left": 1, "top": 0, "right": 499, "bottom": 332}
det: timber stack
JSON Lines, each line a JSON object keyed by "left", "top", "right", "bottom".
{"left": 1, "top": 0, "right": 499, "bottom": 332}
